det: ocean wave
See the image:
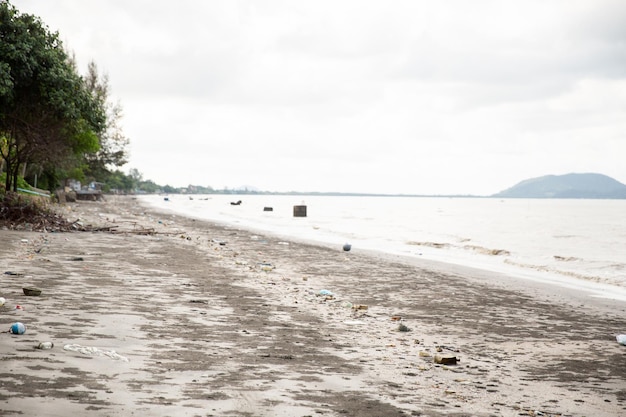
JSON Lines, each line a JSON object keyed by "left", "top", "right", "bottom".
{"left": 406, "top": 241, "right": 510, "bottom": 256}
{"left": 406, "top": 241, "right": 449, "bottom": 249}
{"left": 553, "top": 255, "right": 580, "bottom": 262}
{"left": 504, "top": 259, "right": 608, "bottom": 285}
{"left": 463, "top": 245, "right": 510, "bottom": 256}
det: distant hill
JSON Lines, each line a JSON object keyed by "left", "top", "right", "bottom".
{"left": 492, "top": 173, "right": 626, "bottom": 199}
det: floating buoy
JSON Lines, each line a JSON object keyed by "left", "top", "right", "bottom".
{"left": 343, "top": 243, "right": 352, "bottom": 251}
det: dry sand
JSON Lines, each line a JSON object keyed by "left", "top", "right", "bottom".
{"left": 0, "top": 195, "right": 625, "bottom": 417}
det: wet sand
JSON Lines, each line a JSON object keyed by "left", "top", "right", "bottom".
{"left": 0, "top": 195, "right": 625, "bottom": 417}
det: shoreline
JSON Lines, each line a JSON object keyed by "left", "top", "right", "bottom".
{"left": 141, "top": 195, "right": 626, "bottom": 307}
{"left": 1, "top": 195, "right": 625, "bottom": 416}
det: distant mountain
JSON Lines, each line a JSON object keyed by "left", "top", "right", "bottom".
{"left": 492, "top": 173, "right": 626, "bottom": 199}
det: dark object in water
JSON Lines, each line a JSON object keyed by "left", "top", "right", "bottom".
{"left": 343, "top": 243, "right": 352, "bottom": 252}
{"left": 230, "top": 200, "right": 242, "bottom": 206}
{"left": 293, "top": 205, "right": 307, "bottom": 217}
{"left": 23, "top": 287, "right": 42, "bottom": 296}
{"left": 263, "top": 207, "right": 273, "bottom": 212}
{"left": 164, "top": 197, "right": 169, "bottom": 201}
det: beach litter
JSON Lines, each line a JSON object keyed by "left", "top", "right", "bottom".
{"left": 9, "top": 322, "right": 26, "bottom": 334}
{"left": 0, "top": 297, "right": 5, "bottom": 307}
{"left": 343, "top": 320, "right": 365, "bottom": 325}
{"left": 259, "top": 263, "right": 274, "bottom": 272}
{"left": 617, "top": 335, "right": 626, "bottom": 346}
{"left": 23, "top": 287, "right": 42, "bottom": 296}
{"left": 36, "top": 342, "right": 54, "bottom": 350}
{"left": 398, "top": 323, "right": 411, "bottom": 332}
{"left": 318, "top": 289, "right": 334, "bottom": 296}
{"left": 434, "top": 354, "right": 458, "bottom": 365}
{"left": 343, "top": 243, "right": 352, "bottom": 252}
{"left": 63, "top": 344, "right": 129, "bottom": 362}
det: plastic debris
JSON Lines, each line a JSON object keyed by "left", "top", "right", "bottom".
{"left": 434, "top": 354, "right": 458, "bottom": 365}
{"left": 36, "top": 342, "right": 54, "bottom": 350}
{"left": 343, "top": 243, "right": 352, "bottom": 251}
{"left": 9, "top": 322, "right": 26, "bottom": 334}
{"left": 343, "top": 320, "right": 365, "bottom": 325}
{"left": 617, "top": 335, "right": 626, "bottom": 346}
{"left": 0, "top": 297, "right": 5, "bottom": 307}
{"left": 259, "top": 263, "right": 274, "bottom": 272}
{"left": 63, "top": 344, "right": 129, "bottom": 362}
{"left": 398, "top": 323, "right": 411, "bottom": 332}
{"left": 318, "top": 289, "right": 334, "bottom": 296}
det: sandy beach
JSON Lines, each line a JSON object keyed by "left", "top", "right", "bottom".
{"left": 1, "top": 195, "right": 625, "bottom": 417}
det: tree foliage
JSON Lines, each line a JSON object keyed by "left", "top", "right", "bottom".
{"left": 0, "top": 1, "right": 119, "bottom": 194}
{"left": 82, "top": 61, "right": 129, "bottom": 182}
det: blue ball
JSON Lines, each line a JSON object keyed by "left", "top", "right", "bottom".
{"left": 10, "top": 322, "right": 26, "bottom": 335}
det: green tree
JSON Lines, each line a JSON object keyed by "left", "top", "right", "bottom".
{"left": 103, "top": 169, "right": 134, "bottom": 193}
{"left": 137, "top": 179, "right": 160, "bottom": 193}
{"left": 82, "top": 61, "right": 129, "bottom": 182}
{"left": 0, "top": 1, "right": 105, "bottom": 192}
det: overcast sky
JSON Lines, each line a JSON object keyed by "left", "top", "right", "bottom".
{"left": 17, "top": 0, "right": 626, "bottom": 195}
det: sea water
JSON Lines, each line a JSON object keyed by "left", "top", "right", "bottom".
{"left": 139, "top": 194, "right": 626, "bottom": 300}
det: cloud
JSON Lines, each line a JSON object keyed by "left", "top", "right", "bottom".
{"left": 16, "top": 0, "right": 626, "bottom": 194}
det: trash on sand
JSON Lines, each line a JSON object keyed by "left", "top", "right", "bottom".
{"left": 318, "top": 289, "right": 334, "bottom": 297}
{"left": 343, "top": 243, "right": 352, "bottom": 252}
{"left": 617, "top": 335, "right": 626, "bottom": 346}
{"left": 259, "top": 263, "right": 274, "bottom": 272}
{"left": 63, "top": 344, "right": 129, "bottom": 362}
{"left": 343, "top": 320, "right": 365, "bottom": 325}
{"left": 14, "top": 305, "right": 23, "bottom": 310}
{"left": 391, "top": 315, "right": 402, "bottom": 321}
{"left": 398, "top": 323, "right": 411, "bottom": 332}
{"left": 434, "top": 354, "right": 458, "bottom": 365}
{"left": 9, "top": 322, "right": 26, "bottom": 334}
{"left": 36, "top": 342, "right": 54, "bottom": 350}
{"left": 0, "top": 297, "right": 5, "bottom": 307}
{"left": 352, "top": 304, "right": 368, "bottom": 311}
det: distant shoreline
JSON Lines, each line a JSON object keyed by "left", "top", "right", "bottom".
{"left": 145, "top": 190, "right": 626, "bottom": 199}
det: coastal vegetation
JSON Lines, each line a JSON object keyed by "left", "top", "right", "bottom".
{"left": 0, "top": 1, "right": 128, "bottom": 195}
{"left": 0, "top": 1, "right": 131, "bottom": 227}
